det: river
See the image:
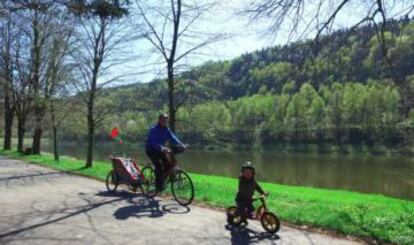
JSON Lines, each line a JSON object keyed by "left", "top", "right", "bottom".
{"left": 42, "top": 141, "right": 414, "bottom": 200}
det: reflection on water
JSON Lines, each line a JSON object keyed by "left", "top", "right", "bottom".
{"left": 43, "top": 142, "right": 414, "bottom": 200}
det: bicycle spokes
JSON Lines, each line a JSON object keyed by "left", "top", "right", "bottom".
{"left": 171, "top": 170, "right": 194, "bottom": 206}
{"left": 142, "top": 166, "right": 157, "bottom": 197}
{"left": 260, "top": 212, "right": 280, "bottom": 233}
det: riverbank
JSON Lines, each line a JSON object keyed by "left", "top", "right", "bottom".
{"left": 0, "top": 149, "right": 413, "bottom": 245}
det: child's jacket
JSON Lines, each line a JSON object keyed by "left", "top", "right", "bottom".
{"left": 236, "top": 176, "right": 265, "bottom": 203}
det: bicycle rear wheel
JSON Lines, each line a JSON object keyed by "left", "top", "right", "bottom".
{"left": 226, "top": 206, "right": 242, "bottom": 226}
{"left": 171, "top": 170, "right": 194, "bottom": 206}
{"left": 105, "top": 170, "right": 118, "bottom": 192}
{"left": 141, "top": 166, "right": 157, "bottom": 198}
{"left": 260, "top": 212, "right": 280, "bottom": 233}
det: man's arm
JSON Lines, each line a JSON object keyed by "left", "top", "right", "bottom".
{"left": 167, "top": 128, "right": 184, "bottom": 146}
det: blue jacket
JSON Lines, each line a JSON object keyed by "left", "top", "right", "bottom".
{"left": 145, "top": 124, "right": 183, "bottom": 152}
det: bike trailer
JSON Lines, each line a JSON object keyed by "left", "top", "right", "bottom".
{"left": 111, "top": 157, "right": 143, "bottom": 185}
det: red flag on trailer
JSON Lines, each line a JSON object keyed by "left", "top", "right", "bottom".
{"left": 110, "top": 127, "right": 119, "bottom": 139}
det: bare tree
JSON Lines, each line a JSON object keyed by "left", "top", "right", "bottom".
{"left": 135, "top": 0, "right": 226, "bottom": 132}
{"left": 245, "top": 0, "right": 414, "bottom": 115}
{"left": 45, "top": 21, "right": 76, "bottom": 161}
{"left": 245, "top": 1, "right": 414, "bottom": 41}
{"left": 1, "top": 0, "right": 62, "bottom": 154}
{"left": 0, "top": 13, "right": 16, "bottom": 151}
{"left": 71, "top": 0, "right": 132, "bottom": 167}
{"left": 0, "top": 3, "right": 35, "bottom": 153}
{"left": 12, "top": 33, "right": 33, "bottom": 153}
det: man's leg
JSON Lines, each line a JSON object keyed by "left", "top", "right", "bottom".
{"left": 146, "top": 150, "right": 164, "bottom": 192}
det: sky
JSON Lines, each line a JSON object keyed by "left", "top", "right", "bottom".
{"left": 105, "top": 0, "right": 413, "bottom": 85}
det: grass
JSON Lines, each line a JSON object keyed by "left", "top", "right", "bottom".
{"left": 1, "top": 149, "right": 413, "bottom": 244}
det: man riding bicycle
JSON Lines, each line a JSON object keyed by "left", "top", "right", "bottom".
{"left": 145, "top": 113, "right": 186, "bottom": 193}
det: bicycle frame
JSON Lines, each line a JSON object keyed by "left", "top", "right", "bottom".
{"left": 162, "top": 151, "right": 179, "bottom": 180}
{"left": 254, "top": 197, "right": 268, "bottom": 220}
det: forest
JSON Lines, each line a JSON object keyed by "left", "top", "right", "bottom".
{"left": 55, "top": 18, "right": 414, "bottom": 152}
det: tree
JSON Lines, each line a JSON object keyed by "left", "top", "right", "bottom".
{"left": 12, "top": 35, "right": 34, "bottom": 153}
{"left": 47, "top": 33, "right": 76, "bottom": 161}
{"left": 135, "top": 0, "right": 225, "bottom": 132}
{"left": 71, "top": 0, "right": 131, "bottom": 167}
{"left": 365, "top": 25, "right": 414, "bottom": 116}
{"left": 327, "top": 82, "right": 345, "bottom": 142}
{"left": 0, "top": 13, "right": 16, "bottom": 150}
{"left": 1, "top": 0, "right": 70, "bottom": 154}
{"left": 245, "top": 1, "right": 414, "bottom": 40}
{"left": 249, "top": 61, "right": 295, "bottom": 93}
{"left": 0, "top": 2, "right": 35, "bottom": 152}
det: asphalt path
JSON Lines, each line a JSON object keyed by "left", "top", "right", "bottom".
{"left": 0, "top": 156, "right": 363, "bottom": 245}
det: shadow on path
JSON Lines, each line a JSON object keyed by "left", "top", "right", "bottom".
{"left": 114, "top": 198, "right": 163, "bottom": 219}
{"left": 225, "top": 224, "right": 280, "bottom": 245}
{"left": 0, "top": 191, "right": 134, "bottom": 240}
{"left": 0, "top": 172, "right": 66, "bottom": 182}
{"left": 113, "top": 197, "right": 191, "bottom": 220}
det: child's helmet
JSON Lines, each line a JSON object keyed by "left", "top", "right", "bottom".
{"left": 241, "top": 161, "right": 255, "bottom": 172}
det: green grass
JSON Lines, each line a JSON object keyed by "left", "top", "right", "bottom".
{"left": 1, "top": 149, "right": 413, "bottom": 244}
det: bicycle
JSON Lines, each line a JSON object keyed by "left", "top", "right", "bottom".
{"left": 226, "top": 194, "right": 281, "bottom": 234}
{"left": 141, "top": 149, "right": 195, "bottom": 206}
{"left": 105, "top": 152, "right": 152, "bottom": 195}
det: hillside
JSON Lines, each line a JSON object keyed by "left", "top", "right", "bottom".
{"left": 59, "top": 19, "right": 414, "bottom": 152}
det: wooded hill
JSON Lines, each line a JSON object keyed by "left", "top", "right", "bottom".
{"left": 46, "top": 19, "right": 414, "bottom": 151}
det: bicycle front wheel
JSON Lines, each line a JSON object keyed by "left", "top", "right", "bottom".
{"left": 171, "top": 170, "right": 194, "bottom": 206}
{"left": 141, "top": 166, "right": 157, "bottom": 198}
{"left": 260, "top": 211, "right": 280, "bottom": 233}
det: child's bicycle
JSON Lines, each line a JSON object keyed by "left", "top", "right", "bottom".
{"left": 226, "top": 194, "right": 281, "bottom": 234}
{"left": 105, "top": 152, "right": 152, "bottom": 195}
{"left": 141, "top": 149, "right": 195, "bottom": 206}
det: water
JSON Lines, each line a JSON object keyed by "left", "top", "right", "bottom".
{"left": 43, "top": 141, "right": 414, "bottom": 200}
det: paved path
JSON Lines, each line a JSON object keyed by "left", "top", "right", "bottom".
{"left": 0, "top": 157, "right": 363, "bottom": 245}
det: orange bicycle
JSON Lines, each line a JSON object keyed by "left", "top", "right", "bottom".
{"left": 226, "top": 194, "right": 281, "bottom": 234}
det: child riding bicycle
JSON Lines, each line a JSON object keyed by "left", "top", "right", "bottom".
{"left": 235, "top": 161, "right": 268, "bottom": 225}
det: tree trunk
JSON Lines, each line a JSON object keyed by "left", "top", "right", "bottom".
{"left": 31, "top": 13, "right": 43, "bottom": 155}
{"left": 85, "top": 89, "right": 96, "bottom": 168}
{"left": 32, "top": 107, "right": 44, "bottom": 154}
{"left": 399, "top": 84, "right": 414, "bottom": 118}
{"left": 53, "top": 125, "right": 59, "bottom": 161}
{"left": 50, "top": 104, "right": 59, "bottom": 161}
{"left": 3, "top": 93, "right": 13, "bottom": 150}
{"left": 167, "top": 63, "right": 176, "bottom": 132}
{"left": 32, "top": 129, "right": 42, "bottom": 154}
{"left": 17, "top": 118, "right": 25, "bottom": 153}
{"left": 86, "top": 113, "right": 94, "bottom": 168}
